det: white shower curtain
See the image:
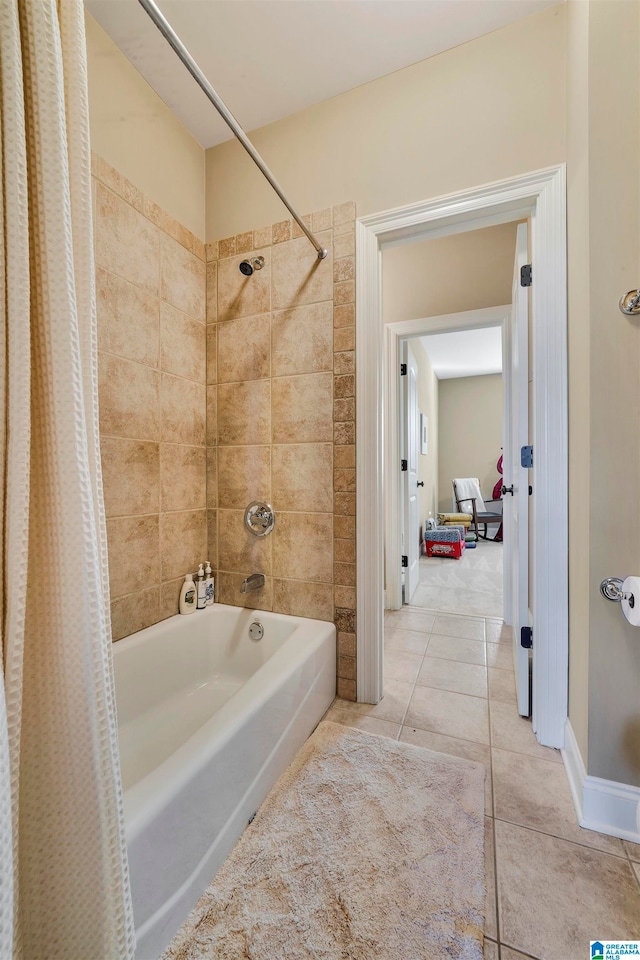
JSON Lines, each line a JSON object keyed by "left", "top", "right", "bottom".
{"left": 0, "top": 2, "right": 135, "bottom": 957}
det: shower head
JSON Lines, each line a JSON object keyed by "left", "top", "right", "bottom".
{"left": 239, "top": 256, "right": 265, "bottom": 276}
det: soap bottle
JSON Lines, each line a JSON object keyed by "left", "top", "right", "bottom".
{"left": 204, "top": 560, "right": 214, "bottom": 606}
{"left": 196, "top": 563, "right": 207, "bottom": 610}
{"left": 179, "top": 574, "right": 196, "bottom": 615}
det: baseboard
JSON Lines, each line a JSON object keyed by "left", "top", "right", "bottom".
{"left": 563, "top": 719, "right": 640, "bottom": 844}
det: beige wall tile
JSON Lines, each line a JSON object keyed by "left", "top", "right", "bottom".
{"left": 160, "top": 444, "right": 206, "bottom": 512}
{"left": 334, "top": 398, "right": 355, "bottom": 421}
{"left": 217, "top": 509, "right": 272, "bottom": 575}
{"left": 334, "top": 468, "right": 356, "bottom": 492}
{"left": 206, "top": 261, "right": 218, "bottom": 322}
{"left": 333, "top": 201, "right": 356, "bottom": 225}
{"left": 111, "top": 588, "right": 160, "bottom": 642}
{"left": 273, "top": 580, "right": 334, "bottom": 621}
{"left": 333, "top": 233, "right": 355, "bottom": 260}
{"left": 335, "top": 585, "right": 356, "bottom": 610}
{"left": 160, "top": 577, "right": 183, "bottom": 620}
{"left": 334, "top": 257, "right": 355, "bottom": 283}
{"left": 271, "top": 233, "right": 333, "bottom": 309}
{"left": 207, "top": 509, "right": 217, "bottom": 568}
{"left": 96, "top": 267, "right": 159, "bottom": 367}
{"left": 338, "top": 632, "right": 356, "bottom": 657}
{"left": 312, "top": 208, "right": 332, "bottom": 232}
{"left": 272, "top": 512, "right": 333, "bottom": 582}
{"left": 272, "top": 443, "right": 333, "bottom": 513}
{"left": 334, "top": 492, "right": 356, "bottom": 516}
{"left": 217, "top": 571, "right": 273, "bottom": 611}
{"left": 273, "top": 220, "right": 291, "bottom": 243}
{"left": 217, "top": 446, "right": 271, "bottom": 509}
{"left": 337, "top": 678, "right": 356, "bottom": 701}
{"left": 207, "top": 447, "right": 217, "bottom": 508}
{"left": 334, "top": 515, "right": 355, "bottom": 539}
{"left": 206, "top": 240, "right": 219, "bottom": 263}
{"left": 207, "top": 386, "right": 217, "bottom": 446}
{"left": 334, "top": 219, "right": 355, "bottom": 238}
{"left": 334, "top": 374, "right": 355, "bottom": 398}
{"left": 160, "top": 302, "right": 206, "bottom": 382}
{"left": 291, "top": 215, "right": 312, "bottom": 240}
{"left": 272, "top": 373, "right": 332, "bottom": 443}
{"left": 334, "top": 539, "right": 356, "bottom": 564}
{"left": 335, "top": 562, "right": 356, "bottom": 586}
{"left": 160, "top": 509, "right": 207, "bottom": 581}
{"left": 235, "top": 231, "right": 254, "bottom": 254}
{"left": 160, "top": 233, "right": 206, "bottom": 322}
{"left": 161, "top": 374, "right": 206, "bottom": 445}
{"left": 95, "top": 183, "right": 160, "bottom": 295}
{"left": 218, "top": 314, "right": 271, "bottom": 382}
{"left": 217, "top": 380, "right": 271, "bottom": 445}
{"left": 333, "top": 327, "right": 355, "bottom": 353}
{"left": 334, "top": 303, "right": 355, "bottom": 327}
{"left": 218, "top": 236, "right": 236, "bottom": 259}
{"left": 101, "top": 437, "right": 159, "bottom": 517}
{"left": 272, "top": 302, "right": 333, "bottom": 376}
{"left": 334, "top": 281, "right": 355, "bottom": 306}
{"left": 334, "top": 351, "right": 355, "bottom": 376}
{"left": 106, "top": 515, "right": 160, "bottom": 599}
{"left": 334, "top": 422, "right": 355, "bottom": 445}
{"left": 217, "top": 249, "right": 271, "bottom": 322}
{"left": 334, "top": 445, "right": 355, "bottom": 469}
{"left": 253, "top": 225, "right": 272, "bottom": 248}
{"left": 99, "top": 353, "right": 160, "bottom": 441}
{"left": 206, "top": 324, "right": 217, "bottom": 384}
{"left": 338, "top": 655, "right": 357, "bottom": 680}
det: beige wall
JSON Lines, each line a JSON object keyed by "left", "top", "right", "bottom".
{"left": 85, "top": 13, "right": 205, "bottom": 241}
{"left": 409, "top": 340, "right": 439, "bottom": 525}
{"left": 93, "top": 158, "right": 207, "bottom": 640}
{"left": 566, "top": 0, "right": 640, "bottom": 785}
{"left": 204, "top": 5, "right": 565, "bottom": 240}
{"left": 383, "top": 224, "right": 517, "bottom": 325}
{"left": 438, "top": 375, "right": 503, "bottom": 514}
{"left": 206, "top": 205, "right": 358, "bottom": 701}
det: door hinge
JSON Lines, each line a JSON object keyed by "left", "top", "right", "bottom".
{"left": 400, "top": 363, "right": 407, "bottom": 375}
{"left": 520, "top": 264, "right": 532, "bottom": 287}
{"left": 401, "top": 459, "right": 408, "bottom": 472}
{"left": 401, "top": 555, "right": 408, "bottom": 568}
{"left": 521, "top": 445, "right": 533, "bottom": 468}
{"left": 521, "top": 626, "right": 533, "bottom": 649}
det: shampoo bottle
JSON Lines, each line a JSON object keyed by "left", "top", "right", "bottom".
{"left": 204, "top": 560, "right": 214, "bottom": 606}
{"left": 196, "top": 563, "right": 206, "bottom": 609}
{"left": 179, "top": 574, "right": 196, "bottom": 615}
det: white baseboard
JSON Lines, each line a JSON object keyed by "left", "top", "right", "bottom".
{"left": 563, "top": 719, "right": 640, "bottom": 844}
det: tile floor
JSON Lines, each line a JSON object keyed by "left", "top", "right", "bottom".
{"left": 324, "top": 607, "right": 640, "bottom": 959}
{"left": 411, "top": 538, "right": 503, "bottom": 618}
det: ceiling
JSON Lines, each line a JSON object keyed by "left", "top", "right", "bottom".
{"left": 420, "top": 326, "right": 503, "bottom": 379}
{"left": 85, "top": 0, "right": 561, "bottom": 149}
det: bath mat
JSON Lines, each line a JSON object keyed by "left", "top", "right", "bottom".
{"left": 162, "top": 721, "right": 485, "bottom": 960}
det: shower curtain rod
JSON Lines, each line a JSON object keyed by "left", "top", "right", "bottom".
{"left": 137, "top": 0, "right": 328, "bottom": 260}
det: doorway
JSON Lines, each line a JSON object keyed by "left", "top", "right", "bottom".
{"left": 355, "top": 165, "right": 567, "bottom": 749}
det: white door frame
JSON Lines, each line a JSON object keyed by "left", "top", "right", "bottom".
{"left": 356, "top": 164, "right": 567, "bottom": 748}
{"left": 386, "top": 306, "right": 510, "bottom": 612}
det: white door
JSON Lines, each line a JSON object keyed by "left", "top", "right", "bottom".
{"left": 402, "top": 342, "right": 420, "bottom": 603}
{"left": 503, "top": 222, "right": 530, "bottom": 716}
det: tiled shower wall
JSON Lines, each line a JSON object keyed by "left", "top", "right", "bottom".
{"left": 93, "top": 156, "right": 357, "bottom": 700}
{"left": 206, "top": 205, "right": 357, "bottom": 700}
{"left": 93, "top": 157, "right": 208, "bottom": 641}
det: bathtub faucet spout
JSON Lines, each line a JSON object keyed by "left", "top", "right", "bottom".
{"left": 241, "top": 573, "right": 265, "bottom": 594}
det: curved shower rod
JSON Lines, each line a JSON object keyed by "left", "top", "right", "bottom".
{"left": 137, "top": 0, "right": 328, "bottom": 260}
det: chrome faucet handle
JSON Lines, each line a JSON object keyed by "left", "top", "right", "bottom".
{"left": 245, "top": 501, "right": 276, "bottom": 537}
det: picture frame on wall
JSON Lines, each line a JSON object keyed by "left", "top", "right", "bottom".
{"left": 420, "top": 413, "right": 428, "bottom": 455}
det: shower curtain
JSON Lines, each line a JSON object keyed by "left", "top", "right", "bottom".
{"left": 0, "top": 2, "right": 135, "bottom": 957}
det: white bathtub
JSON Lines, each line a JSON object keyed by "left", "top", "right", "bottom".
{"left": 113, "top": 603, "right": 336, "bottom": 959}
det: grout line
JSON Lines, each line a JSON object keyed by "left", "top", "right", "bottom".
{"left": 491, "top": 816, "right": 631, "bottom": 862}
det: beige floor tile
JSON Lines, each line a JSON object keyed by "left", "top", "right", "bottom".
{"left": 492, "top": 748, "right": 623, "bottom": 856}
{"left": 486, "top": 620, "right": 512, "bottom": 643}
{"left": 406, "top": 686, "right": 490, "bottom": 744}
{"left": 432, "top": 614, "right": 485, "bottom": 641}
{"left": 384, "top": 609, "right": 435, "bottom": 633}
{"left": 417, "top": 656, "right": 488, "bottom": 698}
{"left": 495, "top": 820, "right": 640, "bottom": 959}
{"left": 624, "top": 840, "right": 640, "bottom": 862}
{"left": 633, "top": 862, "right": 640, "bottom": 887}
{"left": 488, "top": 667, "right": 517, "bottom": 705}
{"left": 384, "top": 627, "right": 430, "bottom": 656}
{"left": 485, "top": 817, "right": 498, "bottom": 941}
{"left": 500, "top": 949, "right": 536, "bottom": 960}
{"left": 486, "top": 643, "right": 514, "bottom": 671}
{"left": 489, "top": 701, "right": 562, "bottom": 763}
{"left": 400, "top": 727, "right": 492, "bottom": 812}
{"left": 328, "top": 680, "right": 413, "bottom": 725}
{"left": 322, "top": 704, "right": 400, "bottom": 741}
{"left": 483, "top": 940, "right": 499, "bottom": 960}
{"left": 383, "top": 649, "right": 423, "bottom": 684}
{"left": 427, "top": 634, "right": 487, "bottom": 666}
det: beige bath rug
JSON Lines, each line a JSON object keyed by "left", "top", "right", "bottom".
{"left": 162, "top": 721, "right": 485, "bottom": 960}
